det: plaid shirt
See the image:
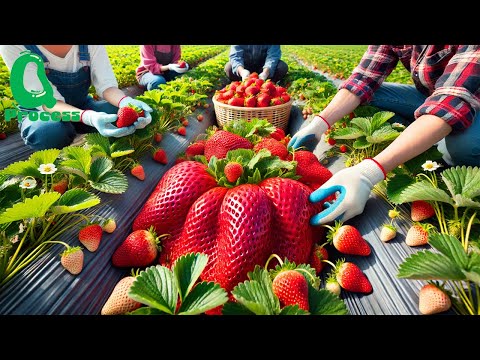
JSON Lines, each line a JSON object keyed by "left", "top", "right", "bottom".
{"left": 340, "top": 45, "right": 480, "bottom": 131}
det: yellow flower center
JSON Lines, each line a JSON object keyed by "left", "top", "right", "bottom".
{"left": 44, "top": 166, "right": 52, "bottom": 172}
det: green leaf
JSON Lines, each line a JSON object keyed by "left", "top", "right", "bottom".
{"left": 127, "top": 307, "right": 164, "bottom": 315}
{"left": 350, "top": 117, "right": 371, "bottom": 135}
{"left": 89, "top": 157, "right": 113, "bottom": 181}
{"left": 308, "top": 286, "right": 349, "bottom": 314}
{"left": 1, "top": 160, "right": 41, "bottom": 178}
{"left": 171, "top": 102, "right": 185, "bottom": 110}
{"left": 29, "top": 149, "right": 61, "bottom": 166}
{"left": 0, "top": 192, "right": 61, "bottom": 223}
{"left": 173, "top": 252, "right": 208, "bottom": 302}
{"left": 465, "top": 252, "right": 480, "bottom": 285}
{"left": 428, "top": 233, "right": 468, "bottom": 268}
{"left": 50, "top": 189, "right": 100, "bottom": 214}
{"left": 370, "top": 111, "right": 395, "bottom": 130}
{"left": 221, "top": 301, "right": 255, "bottom": 315}
{"left": 397, "top": 250, "right": 466, "bottom": 280}
{"left": 84, "top": 133, "right": 111, "bottom": 156}
{"left": 396, "top": 180, "right": 453, "bottom": 205}
{"left": 89, "top": 170, "right": 128, "bottom": 194}
{"left": 386, "top": 174, "right": 416, "bottom": 204}
{"left": 279, "top": 305, "right": 309, "bottom": 315}
{"left": 366, "top": 126, "right": 400, "bottom": 144}
{"left": 128, "top": 265, "right": 178, "bottom": 314}
{"left": 110, "top": 140, "right": 135, "bottom": 158}
{"left": 352, "top": 137, "right": 371, "bottom": 149}
{"left": 332, "top": 127, "right": 364, "bottom": 140}
{"left": 451, "top": 195, "right": 480, "bottom": 208}
{"left": 61, "top": 146, "right": 92, "bottom": 176}
{"left": 442, "top": 166, "right": 480, "bottom": 201}
{"left": 403, "top": 146, "right": 443, "bottom": 175}
{"left": 177, "top": 281, "right": 228, "bottom": 315}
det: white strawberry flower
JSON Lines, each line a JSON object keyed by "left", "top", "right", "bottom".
{"left": 18, "top": 223, "right": 25, "bottom": 234}
{"left": 38, "top": 163, "right": 57, "bottom": 174}
{"left": 422, "top": 160, "right": 441, "bottom": 172}
{"left": 392, "top": 122, "right": 405, "bottom": 129}
{"left": 19, "top": 177, "right": 37, "bottom": 189}
{"left": 10, "top": 235, "right": 19, "bottom": 244}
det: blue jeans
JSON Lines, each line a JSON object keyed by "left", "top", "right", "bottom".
{"left": 139, "top": 71, "right": 181, "bottom": 91}
{"left": 19, "top": 97, "right": 118, "bottom": 151}
{"left": 370, "top": 82, "right": 480, "bottom": 166}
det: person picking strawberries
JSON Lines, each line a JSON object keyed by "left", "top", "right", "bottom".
{"left": 289, "top": 45, "right": 480, "bottom": 225}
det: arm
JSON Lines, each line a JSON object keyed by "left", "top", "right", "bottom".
{"left": 229, "top": 45, "right": 245, "bottom": 76}
{"left": 139, "top": 45, "right": 167, "bottom": 74}
{"left": 262, "top": 45, "right": 281, "bottom": 77}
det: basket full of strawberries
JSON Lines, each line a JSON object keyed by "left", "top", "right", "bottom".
{"left": 213, "top": 72, "right": 293, "bottom": 130}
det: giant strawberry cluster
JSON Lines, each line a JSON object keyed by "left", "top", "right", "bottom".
{"left": 214, "top": 73, "right": 291, "bottom": 108}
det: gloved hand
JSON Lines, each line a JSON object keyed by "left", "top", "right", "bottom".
{"left": 118, "top": 96, "right": 153, "bottom": 130}
{"left": 259, "top": 70, "right": 268, "bottom": 81}
{"left": 167, "top": 63, "right": 187, "bottom": 74}
{"left": 81, "top": 110, "right": 135, "bottom": 138}
{"left": 309, "top": 159, "right": 386, "bottom": 225}
{"left": 288, "top": 115, "right": 330, "bottom": 151}
{"left": 240, "top": 69, "right": 250, "bottom": 81}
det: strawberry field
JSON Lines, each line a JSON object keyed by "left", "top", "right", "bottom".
{"left": 0, "top": 45, "right": 479, "bottom": 316}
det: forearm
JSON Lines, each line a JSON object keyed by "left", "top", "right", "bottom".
{"left": 103, "top": 87, "right": 129, "bottom": 107}
{"left": 41, "top": 101, "right": 80, "bottom": 113}
{"left": 374, "top": 115, "right": 452, "bottom": 173}
{"left": 319, "top": 89, "right": 361, "bottom": 126}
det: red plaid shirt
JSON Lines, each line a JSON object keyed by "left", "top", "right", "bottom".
{"left": 340, "top": 45, "right": 480, "bottom": 131}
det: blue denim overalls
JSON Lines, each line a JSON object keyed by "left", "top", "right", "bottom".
{"left": 20, "top": 45, "right": 118, "bottom": 150}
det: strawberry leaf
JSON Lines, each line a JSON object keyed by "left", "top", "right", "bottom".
{"left": 370, "top": 111, "right": 395, "bottom": 130}
{"left": 0, "top": 160, "right": 41, "bottom": 178}
{"left": 127, "top": 307, "right": 163, "bottom": 315}
{"left": 395, "top": 180, "right": 453, "bottom": 205}
{"left": 177, "top": 281, "right": 228, "bottom": 315}
{"left": 0, "top": 192, "right": 61, "bottom": 224}
{"left": 429, "top": 233, "right": 468, "bottom": 268}
{"left": 386, "top": 174, "right": 416, "bottom": 204}
{"left": 173, "top": 252, "right": 208, "bottom": 302}
{"left": 397, "top": 250, "right": 465, "bottom": 281}
{"left": 29, "top": 149, "right": 61, "bottom": 166}
{"left": 110, "top": 139, "right": 135, "bottom": 158}
{"left": 60, "top": 146, "right": 92, "bottom": 178}
{"left": 279, "top": 305, "right": 309, "bottom": 315}
{"left": 366, "top": 126, "right": 400, "bottom": 144}
{"left": 89, "top": 170, "right": 128, "bottom": 194}
{"left": 222, "top": 301, "right": 255, "bottom": 315}
{"left": 85, "top": 133, "right": 111, "bottom": 157}
{"left": 465, "top": 252, "right": 480, "bottom": 285}
{"left": 403, "top": 146, "right": 443, "bottom": 175}
{"left": 128, "top": 265, "right": 178, "bottom": 315}
{"left": 308, "top": 285, "right": 349, "bottom": 315}
{"left": 50, "top": 189, "right": 100, "bottom": 214}
{"left": 350, "top": 117, "right": 371, "bottom": 135}
{"left": 331, "top": 127, "right": 364, "bottom": 140}
{"left": 442, "top": 166, "right": 480, "bottom": 204}
{"left": 353, "top": 137, "right": 371, "bottom": 149}
{"left": 89, "top": 157, "right": 113, "bottom": 180}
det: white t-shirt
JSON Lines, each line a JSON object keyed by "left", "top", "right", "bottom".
{"left": 0, "top": 45, "right": 118, "bottom": 105}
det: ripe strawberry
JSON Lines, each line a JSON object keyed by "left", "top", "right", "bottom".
{"left": 244, "top": 95, "right": 257, "bottom": 107}
{"left": 293, "top": 150, "right": 332, "bottom": 186}
{"left": 254, "top": 78, "right": 264, "bottom": 87}
{"left": 245, "top": 85, "right": 260, "bottom": 97}
{"left": 335, "top": 259, "right": 372, "bottom": 293}
{"left": 249, "top": 72, "right": 259, "bottom": 79}
{"left": 339, "top": 144, "right": 348, "bottom": 153}
{"left": 177, "top": 60, "right": 187, "bottom": 68}
{"left": 221, "top": 89, "right": 235, "bottom": 101}
{"left": 116, "top": 106, "right": 139, "bottom": 128}
{"left": 280, "top": 93, "right": 291, "bottom": 103}
{"left": 0, "top": 132, "right": 7, "bottom": 140}
{"left": 380, "top": 224, "right": 397, "bottom": 242}
{"left": 272, "top": 270, "right": 310, "bottom": 311}
{"left": 185, "top": 142, "right": 205, "bottom": 158}
{"left": 177, "top": 126, "right": 187, "bottom": 136}
{"left": 204, "top": 130, "right": 253, "bottom": 161}
{"left": 256, "top": 93, "right": 272, "bottom": 107}
{"left": 275, "top": 85, "right": 287, "bottom": 96}
{"left": 261, "top": 80, "right": 277, "bottom": 97}
{"left": 235, "top": 84, "right": 246, "bottom": 96}
{"left": 349, "top": 112, "right": 355, "bottom": 120}
{"left": 153, "top": 148, "right": 168, "bottom": 164}
{"left": 60, "top": 246, "right": 84, "bottom": 275}
{"left": 228, "top": 96, "right": 245, "bottom": 107}
{"left": 406, "top": 223, "right": 430, "bottom": 246}
{"left": 102, "top": 218, "right": 116, "bottom": 233}
{"left": 325, "top": 272, "right": 341, "bottom": 296}
{"left": 327, "top": 137, "right": 336, "bottom": 146}
{"left": 182, "top": 119, "right": 189, "bottom": 126}
{"left": 154, "top": 132, "right": 163, "bottom": 143}
{"left": 224, "top": 162, "right": 243, "bottom": 183}
{"left": 131, "top": 163, "right": 145, "bottom": 180}
{"left": 101, "top": 276, "right": 142, "bottom": 315}
{"left": 78, "top": 223, "right": 103, "bottom": 252}
{"left": 270, "top": 97, "right": 284, "bottom": 106}
{"left": 197, "top": 114, "right": 204, "bottom": 122}
{"left": 175, "top": 155, "right": 187, "bottom": 164}
{"left": 418, "top": 283, "right": 451, "bottom": 315}
{"left": 326, "top": 222, "right": 371, "bottom": 256}
{"left": 112, "top": 227, "right": 161, "bottom": 267}
{"left": 52, "top": 177, "right": 68, "bottom": 194}
{"left": 270, "top": 127, "right": 286, "bottom": 141}
{"left": 411, "top": 200, "right": 435, "bottom": 222}
{"left": 253, "top": 137, "right": 289, "bottom": 160}
{"left": 244, "top": 78, "right": 256, "bottom": 87}
{"left": 310, "top": 244, "right": 328, "bottom": 274}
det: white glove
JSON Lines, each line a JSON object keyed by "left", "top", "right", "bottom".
{"left": 288, "top": 115, "right": 330, "bottom": 151}
{"left": 309, "top": 159, "right": 386, "bottom": 225}
{"left": 259, "top": 70, "right": 268, "bottom": 81}
{"left": 118, "top": 96, "right": 153, "bottom": 130}
{"left": 240, "top": 69, "right": 250, "bottom": 81}
{"left": 81, "top": 110, "right": 135, "bottom": 138}
{"left": 168, "top": 63, "right": 188, "bottom": 74}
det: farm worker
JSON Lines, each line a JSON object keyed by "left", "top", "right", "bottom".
{"left": 225, "top": 45, "right": 289, "bottom": 83}
{"left": 289, "top": 45, "right": 480, "bottom": 225}
{"left": 136, "top": 45, "right": 189, "bottom": 91}
{"left": 0, "top": 45, "right": 152, "bottom": 151}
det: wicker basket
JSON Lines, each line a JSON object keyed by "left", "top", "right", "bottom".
{"left": 213, "top": 98, "right": 293, "bottom": 130}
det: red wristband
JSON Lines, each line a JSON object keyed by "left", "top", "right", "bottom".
{"left": 316, "top": 115, "right": 330, "bottom": 129}
{"left": 366, "top": 158, "right": 387, "bottom": 179}
{"left": 117, "top": 95, "right": 128, "bottom": 107}
{"left": 80, "top": 109, "right": 89, "bottom": 123}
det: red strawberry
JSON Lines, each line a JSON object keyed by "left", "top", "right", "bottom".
{"left": 185, "top": 142, "right": 205, "bottom": 159}
{"left": 253, "top": 137, "right": 289, "bottom": 160}
{"left": 204, "top": 130, "right": 253, "bottom": 161}
{"left": 270, "top": 97, "right": 284, "bottom": 106}
{"left": 406, "top": 223, "right": 430, "bottom": 246}
{"left": 244, "top": 95, "right": 257, "bottom": 107}
{"left": 254, "top": 78, "right": 264, "bottom": 87}
{"left": 261, "top": 80, "right": 277, "bottom": 97}
{"left": 228, "top": 96, "right": 245, "bottom": 107}
{"left": 326, "top": 222, "right": 371, "bottom": 256}
{"left": 60, "top": 246, "right": 84, "bottom": 275}
{"left": 411, "top": 200, "right": 435, "bottom": 222}
{"left": 52, "top": 177, "right": 68, "bottom": 194}
{"left": 177, "top": 60, "right": 187, "bottom": 68}
{"left": 272, "top": 270, "right": 310, "bottom": 311}
{"left": 116, "top": 106, "right": 139, "bottom": 128}
{"left": 280, "top": 93, "right": 291, "bottom": 103}
{"left": 349, "top": 112, "right": 355, "bottom": 120}
{"left": 244, "top": 78, "right": 256, "bottom": 87}
{"left": 101, "top": 276, "right": 142, "bottom": 315}
{"left": 245, "top": 85, "right": 260, "bottom": 97}
{"left": 182, "top": 119, "right": 189, "bottom": 126}
{"left": 270, "top": 127, "right": 286, "bottom": 141}
{"left": 339, "top": 144, "right": 348, "bottom": 153}
{"left": 177, "top": 126, "right": 187, "bottom": 136}
{"left": 197, "top": 114, "right": 204, "bottom": 122}
{"left": 153, "top": 148, "right": 168, "bottom": 164}
{"left": 380, "top": 224, "right": 397, "bottom": 242}
{"left": 310, "top": 244, "right": 328, "bottom": 274}
{"left": 293, "top": 150, "right": 332, "bottom": 186}
{"left": 0, "top": 132, "right": 7, "bottom": 140}
{"left": 102, "top": 218, "right": 116, "bottom": 233}
{"left": 175, "top": 156, "right": 186, "bottom": 164}
{"left": 275, "top": 86, "right": 287, "bottom": 96}
{"left": 221, "top": 89, "right": 235, "bottom": 101}
{"left": 335, "top": 260, "right": 372, "bottom": 293}
{"left": 256, "top": 93, "right": 272, "bottom": 107}
{"left": 327, "top": 137, "right": 336, "bottom": 146}
{"left": 154, "top": 132, "right": 163, "bottom": 143}
{"left": 78, "top": 223, "right": 103, "bottom": 252}
{"left": 112, "top": 227, "right": 161, "bottom": 267}
{"left": 224, "top": 162, "right": 243, "bottom": 183}
{"left": 131, "top": 163, "right": 145, "bottom": 180}
{"left": 235, "top": 85, "right": 246, "bottom": 96}
{"left": 418, "top": 283, "right": 451, "bottom": 315}
{"left": 249, "top": 72, "right": 259, "bottom": 79}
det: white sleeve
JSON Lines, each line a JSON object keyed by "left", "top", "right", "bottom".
{"left": 89, "top": 45, "right": 118, "bottom": 98}
{"left": 0, "top": 45, "right": 65, "bottom": 105}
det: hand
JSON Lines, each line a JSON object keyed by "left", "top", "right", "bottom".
{"left": 259, "top": 70, "right": 268, "bottom": 81}
{"left": 288, "top": 115, "right": 330, "bottom": 151}
{"left": 309, "top": 159, "right": 386, "bottom": 225}
{"left": 118, "top": 96, "right": 153, "bottom": 129}
{"left": 168, "top": 63, "right": 188, "bottom": 74}
{"left": 81, "top": 110, "right": 135, "bottom": 138}
{"left": 240, "top": 69, "right": 250, "bottom": 81}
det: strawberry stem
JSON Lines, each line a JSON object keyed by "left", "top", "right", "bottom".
{"left": 322, "top": 259, "right": 337, "bottom": 269}
{"left": 264, "top": 253, "right": 283, "bottom": 271}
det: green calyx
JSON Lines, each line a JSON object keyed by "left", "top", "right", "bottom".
{"left": 61, "top": 245, "right": 82, "bottom": 256}
{"left": 324, "top": 220, "right": 343, "bottom": 243}
{"left": 147, "top": 225, "right": 169, "bottom": 252}
{"left": 266, "top": 255, "right": 320, "bottom": 289}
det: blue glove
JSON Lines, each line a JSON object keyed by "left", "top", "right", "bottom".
{"left": 309, "top": 159, "right": 385, "bottom": 225}
{"left": 81, "top": 110, "right": 135, "bottom": 138}
{"left": 288, "top": 115, "right": 330, "bottom": 151}
{"left": 118, "top": 96, "right": 153, "bottom": 130}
